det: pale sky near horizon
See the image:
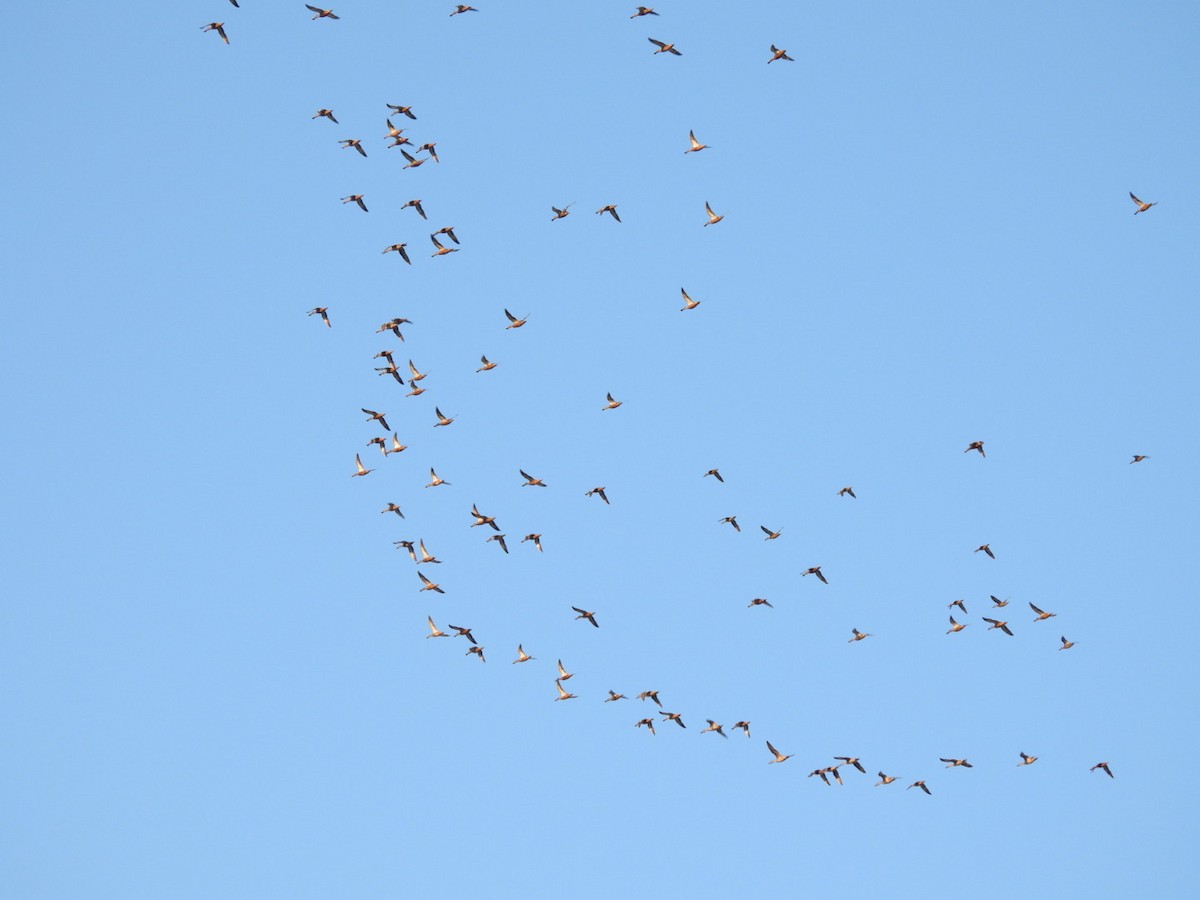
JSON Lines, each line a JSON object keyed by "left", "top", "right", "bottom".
{"left": 3, "top": 2, "right": 1198, "bottom": 898}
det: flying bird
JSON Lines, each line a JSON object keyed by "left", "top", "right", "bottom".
{"left": 418, "top": 143, "right": 439, "bottom": 163}
{"left": 394, "top": 540, "right": 416, "bottom": 562}
{"left": 551, "top": 204, "right": 573, "bottom": 221}
{"left": 837, "top": 486, "right": 857, "bottom": 498}
{"left": 339, "top": 138, "right": 367, "bottom": 157}
{"left": 748, "top": 598, "right": 773, "bottom": 609}
{"left": 384, "top": 120, "right": 405, "bottom": 140}
{"left": 766, "top": 741, "right": 792, "bottom": 764}
{"left": 907, "top": 780, "right": 931, "bottom": 795}
{"left": 1091, "top": 762, "right": 1114, "bottom": 778}
{"left": 848, "top": 628, "right": 872, "bottom": 642}
{"left": 660, "top": 711, "right": 686, "bottom": 729}
{"left": 703, "top": 468, "right": 723, "bottom": 482}
{"left": 400, "top": 149, "right": 428, "bottom": 169}
{"left": 949, "top": 599, "right": 968, "bottom": 615}
{"left": 631, "top": 6, "right": 658, "bottom": 16}
{"left": 703, "top": 201, "right": 724, "bottom": 226}
{"left": 991, "top": 595, "right": 1009, "bottom": 608}
{"left": 975, "top": 543, "right": 995, "bottom": 559}
{"left": 768, "top": 44, "right": 794, "bottom": 62}
{"left": 635, "top": 718, "right": 656, "bottom": 735}
{"left": 680, "top": 287, "right": 701, "bottom": 311}
{"left": 519, "top": 469, "right": 547, "bottom": 487}
{"left": 637, "top": 690, "right": 661, "bottom": 707}
{"left": 605, "top": 691, "right": 626, "bottom": 702}
{"left": 1129, "top": 192, "right": 1156, "bottom": 214}
{"left": 433, "top": 226, "right": 459, "bottom": 244}
{"left": 801, "top": 566, "right": 828, "bottom": 584}
{"left": 476, "top": 355, "right": 497, "bottom": 373}
{"left": 433, "top": 407, "right": 455, "bottom": 427}
{"left": 946, "top": 615, "right": 967, "bottom": 634}
{"left": 596, "top": 204, "right": 621, "bottom": 222}
{"left": 312, "top": 109, "right": 338, "bottom": 123}
{"left": 1018, "top": 753, "right": 1038, "bottom": 766}
{"left": 876, "top": 772, "right": 897, "bottom": 786}
{"left": 387, "top": 104, "right": 417, "bottom": 120}
{"left": 555, "top": 681, "right": 577, "bottom": 701}
{"left": 521, "top": 533, "right": 543, "bottom": 552}
{"left": 684, "top": 129, "right": 708, "bottom": 153}
{"left": 466, "top": 645, "right": 485, "bottom": 662}
{"left": 586, "top": 487, "right": 609, "bottom": 504}
{"left": 1059, "top": 636, "right": 1075, "bottom": 650}
{"left": 719, "top": 516, "right": 741, "bottom": 532}
{"left": 513, "top": 644, "right": 534, "bottom": 663}
{"left": 487, "top": 534, "right": 509, "bottom": 554}
{"left": 425, "top": 616, "right": 448, "bottom": 638}
{"left": 306, "top": 307, "right": 331, "bottom": 327}
{"left": 450, "top": 4, "right": 477, "bottom": 15}
{"left": 384, "top": 434, "right": 407, "bottom": 456}
{"left": 601, "top": 392, "right": 622, "bottom": 411}
{"left": 426, "top": 468, "right": 450, "bottom": 488}
{"left": 431, "top": 234, "right": 458, "bottom": 256}
{"left": 572, "top": 607, "right": 599, "bottom": 628}
{"left": 556, "top": 659, "right": 574, "bottom": 682}
{"left": 201, "top": 22, "right": 230, "bottom": 44}
{"left": 448, "top": 624, "right": 476, "bottom": 643}
{"left": 361, "top": 408, "right": 390, "bottom": 432}
{"left": 381, "top": 243, "right": 412, "bottom": 264}
{"left": 469, "top": 504, "right": 500, "bottom": 530}
{"left": 402, "top": 199, "right": 427, "bottom": 219}
{"left": 1130, "top": 454, "right": 1149, "bottom": 464}
{"left": 834, "top": 757, "right": 867, "bottom": 774}
{"left": 306, "top": 6, "right": 339, "bottom": 20}
{"left": 701, "top": 721, "right": 727, "bottom": 738}
{"left": 760, "top": 525, "right": 782, "bottom": 540}
{"left": 1030, "top": 602, "right": 1056, "bottom": 621}
{"left": 964, "top": 440, "right": 986, "bottom": 457}
{"left": 352, "top": 454, "right": 373, "bottom": 477}
{"left": 380, "top": 503, "right": 404, "bottom": 518}
{"left": 732, "top": 722, "right": 751, "bottom": 738}
{"left": 504, "top": 309, "right": 528, "bottom": 329}
{"left": 407, "top": 359, "right": 428, "bottom": 382}
{"left": 342, "top": 194, "right": 368, "bottom": 212}
{"left": 648, "top": 38, "right": 681, "bottom": 55}
{"left": 983, "top": 617, "right": 1013, "bottom": 636}
{"left": 418, "top": 571, "right": 444, "bottom": 594}
{"left": 940, "top": 758, "right": 973, "bottom": 768}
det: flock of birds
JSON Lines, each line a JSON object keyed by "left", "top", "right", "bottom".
{"left": 201, "top": 3, "right": 1156, "bottom": 795}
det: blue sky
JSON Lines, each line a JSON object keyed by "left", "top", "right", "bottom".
{"left": 3, "top": 2, "right": 1199, "bottom": 897}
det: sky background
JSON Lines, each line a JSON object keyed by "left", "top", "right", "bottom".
{"left": 3, "top": 2, "right": 1199, "bottom": 897}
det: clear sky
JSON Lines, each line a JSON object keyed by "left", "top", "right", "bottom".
{"left": 3, "top": 2, "right": 1199, "bottom": 898}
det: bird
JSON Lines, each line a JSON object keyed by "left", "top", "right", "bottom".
{"left": 380, "top": 502, "right": 404, "bottom": 518}
{"left": 384, "top": 119, "right": 405, "bottom": 140}
{"left": 768, "top": 44, "right": 794, "bottom": 63}
{"left": 983, "top": 617, "right": 1013, "bottom": 636}
{"left": 381, "top": 243, "right": 412, "bottom": 264}
{"left": 679, "top": 287, "right": 701, "bottom": 311}
{"left": 521, "top": 533, "right": 543, "bottom": 552}
{"left": 835, "top": 757, "right": 868, "bottom": 774}
{"left": 660, "top": 712, "right": 686, "bottom": 729}
{"left": 377, "top": 318, "right": 411, "bottom": 337}
{"left": 760, "top": 525, "right": 782, "bottom": 541}
{"left": 876, "top": 772, "right": 897, "bottom": 786}
{"left": 433, "top": 226, "right": 459, "bottom": 244}
{"left": 394, "top": 541, "right": 416, "bottom": 562}
{"left": 551, "top": 204, "right": 573, "bottom": 221}
{"left": 732, "top": 722, "right": 751, "bottom": 738}
{"left": 1059, "top": 636, "right": 1075, "bottom": 650}
{"left": 719, "top": 516, "right": 741, "bottom": 532}
{"left": 513, "top": 644, "right": 534, "bottom": 663}
{"left": 486, "top": 534, "right": 508, "bottom": 554}
{"left": 476, "top": 355, "right": 497, "bottom": 373}
{"left": 228, "top": 1, "right": 239, "bottom": 8}
{"left": 306, "top": 307, "right": 331, "bottom": 327}
{"left": 572, "top": 607, "right": 599, "bottom": 628}
{"left": 464, "top": 646, "right": 486, "bottom": 664}
{"left": 949, "top": 599, "right": 968, "bottom": 615}
{"left": 384, "top": 434, "right": 407, "bottom": 456}
{"left": 991, "top": 595, "right": 1009, "bottom": 608}
{"left": 630, "top": 6, "right": 658, "bottom": 16}
{"left": 605, "top": 691, "right": 626, "bottom": 702}
{"left": 1030, "top": 602, "right": 1056, "bottom": 622}
{"left": 703, "top": 468, "right": 723, "bottom": 482}
{"left": 585, "top": 487, "right": 609, "bottom": 504}
{"left": 907, "top": 780, "right": 932, "bottom": 795}
{"left": 649, "top": 38, "right": 681, "bottom": 55}
{"left": 1018, "top": 753, "right": 1038, "bottom": 766}
{"left": 555, "top": 681, "right": 578, "bottom": 701}
{"left": 975, "top": 544, "right": 995, "bottom": 559}
{"left": 946, "top": 616, "right": 967, "bottom": 634}
{"left": 635, "top": 718, "right": 656, "bottom": 735}
{"left": 387, "top": 104, "right": 417, "bottom": 120}
{"left": 801, "top": 566, "right": 828, "bottom": 584}
{"left": 433, "top": 407, "right": 455, "bottom": 428}
{"left": 342, "top": 194, "right": 368, "bottom": 212}
{"left": 407, "top": 360, "right": 428, "bottom": 382}
{"left": 748, "top": 598, "right": 773, "bottom": 609}
{"left": 387, "top": 134, "right": 412, "bottom": 149}
{"left": 448, "top": 624, "right": 476, "bottom": 643}
{"left": 312, "top": 109, "right": 338, "bottom": 124}
{"left": 519, "top": 469, "right": 547, "bottom": 487}
{"left": 684, "top": 130, "right": 708, "bottom": 153}
{"left": 431, "top": 234, "right": 458, "bottom": 256}
{"left": 837, "top": 486, "right": 857, "bottom": 498}
{"left": 352, "top": 454, "right": 373, "bottom": 477}
{"left": 504, "top": 309, "right": 528, "bottom": 329}
{"left": 418, "top": 571, "right": 444, "bottom": 594}
{"left": 637, "top": 690, "right": 661, "bottom": 707}
{"left": 373, "top": 362, "right": 401, "bottom": 383}
{"left": 965, "top": 440, "right": 986, "bottom": 457}
{"left": 469, "top": 504, "right": 500, "bottom": 531}
{"left": 703, "top": 201, "right": 724, "bottom": 226}
{"left": 361, "top": 408, "right": 390, "bottom": 432}
{"left": 401, "top": 199, "right": 427, "bottom": 219}
{"left": 405, "top": 382, "right": 425, "bottom": 398}
{"left": 201, "top": 22, "right": 230, "bottom": 44}
{"left": 1129, "top": 192, "right": 1156, "bottom": 214}
{"left": 426, "top": 468, "right": 450, "bottom": 488}
{"left": 450, "top": 4, "right": 477, "bottom": 15}
{"left": 701, "top": 721, "right": 728, "bottom": 738}
{"left": 400, "top": 149, "right": 428, "bottom": 169}
{"left": 940, "top": 758, "right": 973, "bottom": 768}
{"left": 417, "top": 539, "right": 441, "bottom": 565}
{"left": 1130, "top": 455, "right": 1149, "bottom": 464}
{"left": 418, "top": 143, "right": 439, "bottom": 163}
{"left": 848, "top": 628, "right": 872, "bottom": 642}
{"left": 1091, "top": 762, "right": 1114, "bottom": 778}
{"left": 306, "top": 6, "right": 339, "bottom": 20}
{"left": 425, "top": 616, "right": 448, "bottom": 638}
{"left": 339, "top": 138, "right": 367, "bottom": 158}
{"left": 596, "top": 204, "right": 621, "bottom": 222}
{"left": 556, "top": 659, "right": 573, "bottom": 681}
{"left": 766, "top": 741, "right": 792, "bottom": 764}
{"left": 811, "top": 767, "right": 841, "bottom": 786}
